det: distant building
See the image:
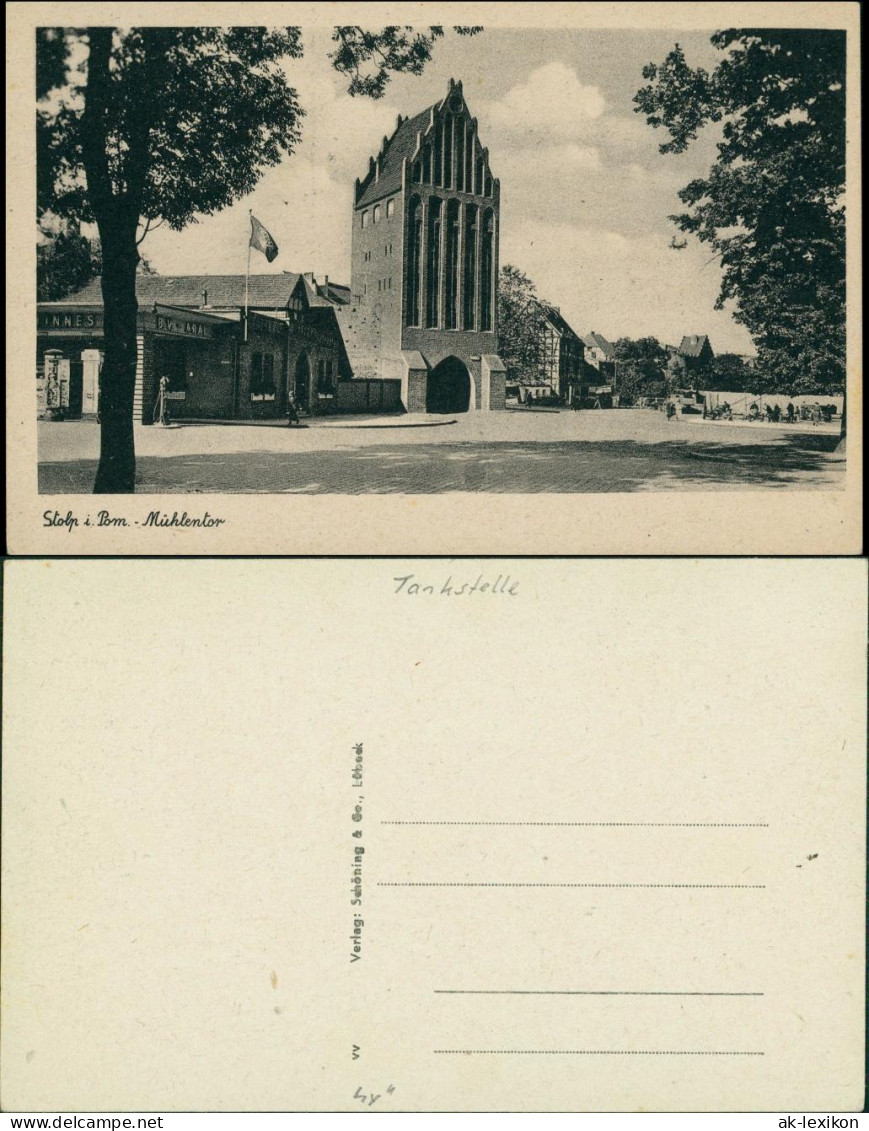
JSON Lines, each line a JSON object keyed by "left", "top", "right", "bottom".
{"left": 581, "top": 331, "right": 617, "bottom": 380}
{"left": 668, "top": 334, "right": 715, "bottom": 384}
{"left": 537, "top": 304, "right": 586, "bottom": 400}
{"left": 36, "top": 273, "right": 405, "bottom": 423}
{"left": 340, "top": 77, "right": 506, "bottom": 413}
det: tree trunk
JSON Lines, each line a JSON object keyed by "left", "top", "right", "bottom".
{"left": 93, "top": 217, "right": 139, "bottom": 493}
{"left": 836, "top": 380, "right": 847, "bottom": 454}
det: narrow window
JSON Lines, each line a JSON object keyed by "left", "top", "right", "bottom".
{"left": 386, "top": 198, "right": 395, "bottom": 218}
{"left": 481, "top": 209, "right": 494, "bottom": 331}
{"left": 263, "top": 354, "right": 275, "bottom": 399}
{"left": 250, "top": 352, "right": 263, "bottom": 399}
{"left": 443, "top": 116, "right": 453, "bottom": 188}
{"left": 422, "top": 143, "right": 431, "bottom": 184}
{"left": 464, "top": 129, "right": 474, "bottom": 193}
{"left": 463, "top": 204, "right": 478, "bottom": 329}
{"left": 475, "top": 155, "right": 484, "bottom": 196}
{"left": 373, "top": 204, "right": 381, "bottom": 224}
{"left": 444, "top": 199, "right": 460, "bottom": 329}
{"left": 405, "top": 196, "right": 422, "bottom": 326}
{"left": 361, "top": 211, "right": 369, "bottom": 229}
{"left": 433, "top": 122, "right": 443, "bottom": 187}
{"left": 454, "top": 117, "right": 465, "bottom": 193}
{"left": 426, "top": 197, "right": 442, "bottom": 328}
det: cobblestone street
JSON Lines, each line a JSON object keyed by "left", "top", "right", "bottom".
{"left": 38, "top": 408, "right": 845, "bottom": 494}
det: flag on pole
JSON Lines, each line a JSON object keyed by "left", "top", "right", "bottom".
{"left": 249, "top": 213, "right": 279, "bottom": 262}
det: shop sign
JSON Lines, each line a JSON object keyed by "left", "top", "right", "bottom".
{"left": 155, "top": 313, "right": 215, "bottom": 339}
{"left": 38, "top": 309, "right": 102, "bottom": 332}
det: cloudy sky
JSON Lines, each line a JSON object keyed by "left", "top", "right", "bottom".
{"left": 142, "top": 26, "right": 754, "bottom": 354}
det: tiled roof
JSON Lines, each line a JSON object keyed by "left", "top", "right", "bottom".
{"left": 582, "top": 331, "right": 615, "bottom": 356}
{"left": 356, "top": 105, "right": 435, "bottom": 209}
{"left": 678, "top": 334, "right": 711, "bottom": 357}
{"left": 324, "top": 282, "right": 351, "bottom": 305}
{"left": 64, "top": 274, "right": 304, "bottom": 309}
{"left": 540, "top": 304, "right": 582, "bottom": 341}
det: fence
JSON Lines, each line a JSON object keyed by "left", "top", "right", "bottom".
{"left": 701, "top": 390, "right": 844, "bottom": 416}
{"left": 332, "top": 379, "right": 402, "bottom": 414}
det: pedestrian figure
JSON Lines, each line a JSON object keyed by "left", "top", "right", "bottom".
{"left": 786, "top": 402, "right": 795, "bottom": 423}
{"left": 287, "top": 394, "right": 300, "bottom": 426}
{"left": 156, "top": 374, "right": 171, "bottom": 426}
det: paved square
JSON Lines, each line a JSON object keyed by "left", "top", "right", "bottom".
{"left": 38, "top": 408, "right": 845, "bottom": 494}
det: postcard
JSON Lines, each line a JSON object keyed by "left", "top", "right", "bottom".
{"left": 2, "top": 558, "right": 865, "bottom": 1111}
{"left": 5, "top": 2, "right": 863, "bottom": 554}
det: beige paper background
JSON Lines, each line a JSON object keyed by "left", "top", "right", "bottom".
{"left": 5, "top": 2, "right": 863, "bottom": 556}
{"left": 2, "top": 558, "right": 865, "bottom": 1112}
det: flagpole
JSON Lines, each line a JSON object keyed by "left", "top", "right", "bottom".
{"left": 245, "top": 210, "right": 252, "bottom": 343}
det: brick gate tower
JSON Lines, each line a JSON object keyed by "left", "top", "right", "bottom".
{"left": 337, "top": 78, "right": 506, "bottom": 413}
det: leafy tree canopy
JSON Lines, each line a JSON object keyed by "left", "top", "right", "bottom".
{"left": 330, "top": 26, "right": 482, "bottom": 98}
{"left": 497, "top": 264, "right": 550, "bottom": 383}
{"left": 38, "top": 27, "right": 306, "bottom": 233}
{"left": 634, "top": 30, "right": 846, "bottom": 395}
{"left": 36, "top": 24, "right": 481, "bottom": 492}
{"left": 37, "top": 221, "right": 101, "bottom": 301}
{"left": 706, "top": 351, "right": 754, "bottom": 391}
{"left": 613, "top": 336, "right": 669, "bottom": 401}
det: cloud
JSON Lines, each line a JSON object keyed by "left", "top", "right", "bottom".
{"left": 499, "top": 143, "right": 603, "bottom": 174}
{"left": 482, "top": 62, "right": 665, "bottom": 189}
{"left": 500, "top": 219, "right": 754, "bottom": 353}
{"left": 143, "top": 33, "right": 401, "bottom": 281}
{"left": 483, "top": 62, "right": 606, "bottom": 144}
{"left": 139, "top": 38, "right": 751, "bottom": 354}
{"left": 145, "top": 158, "right": 353, "bottom": 280}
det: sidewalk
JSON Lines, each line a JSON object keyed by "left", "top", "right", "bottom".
{"left": 38, "top": 410, "right": 846, "bottom": 495}
{"left": 689, "top": 416, "right": 840, "bottom": 435}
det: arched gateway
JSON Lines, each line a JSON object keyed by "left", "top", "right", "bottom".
{"left": 426, "top": 356, "right": 472, "bottom": 414}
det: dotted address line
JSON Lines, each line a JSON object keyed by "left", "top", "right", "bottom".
{"left": 433, "top": 1049, "right": 764, "bottom": 1056}
{"left": 382, "top": 821, "right": 768, "bottom": 827}
{"left": 378, "top": 882, "right": 765, "bottom": 889}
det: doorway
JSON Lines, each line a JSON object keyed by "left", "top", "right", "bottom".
{"left": 294, "top": 351, "right": 311, "bottom": 412}
{"left": 426, "top": 356, "right": 472, "bottom": 413}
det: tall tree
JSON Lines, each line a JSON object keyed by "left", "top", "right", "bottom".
{"left": 37, "top": 222, "right": 102, "bottom": 301}
{"left": 497, "top": 265, "right": 550, "bottom": 383}
{"left": 37, "top": 25, "right": 480, "bottom": 492}
{"left": 613, "top": 336, "right": 669, "bottom": 403}
{"left": 634, "top": 31, "right": 846, "bottom": 403}
{"left": 707, "top": 352, "right": 753, "bottom": 392}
